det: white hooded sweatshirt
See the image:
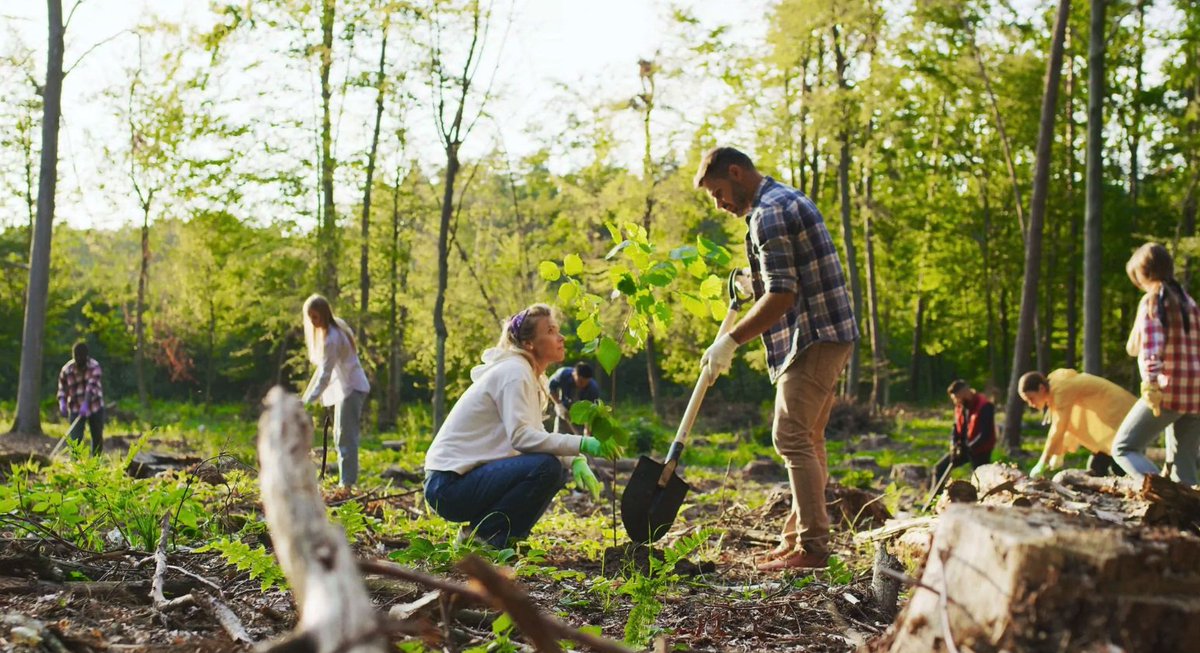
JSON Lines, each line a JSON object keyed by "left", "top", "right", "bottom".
{"left": 424, "top": 348, "right": 584, "bottom": 475}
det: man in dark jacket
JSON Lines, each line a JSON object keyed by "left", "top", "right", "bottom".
{"left": 548, "top": 362, "right": 601, "bottom": 425}
{"left": 931, "top": 379, "right": 996, "bottom": 495}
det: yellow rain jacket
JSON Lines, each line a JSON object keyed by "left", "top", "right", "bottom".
{"left": 1037, "top": 369, "right": 1137, "bottom": 470}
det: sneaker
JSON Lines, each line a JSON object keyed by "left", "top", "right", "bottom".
{"left": 755, "top": 548, "right": 829, "bottom": 572}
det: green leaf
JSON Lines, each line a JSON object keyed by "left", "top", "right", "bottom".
{"left": 492, "top": 612, "right": 514, "bottom": 635}
{"left": 710, "top": 299, "right": 729, "bottom": 320}
{"left": 628, "top": 245, "right": 651, "bottom": 271}
{"left": 563, "top": 254, "right": 584, "bottom": 276}
{"left": 680, "top": 293, "right": 709, "bottom": 319}
{"left": 697, "top": 236, "right": 732, "bottom": 266}
{"left": 669, "top": 245, "right": 699, "bottom": 261}
{"left": 616, "top": 274, "right": 638, "bottom": 296}
{"left": 642, "top": 262, "right": 678, "bottom": 287}
{"left": 604, "top": 221, "right": 622, "bottom": 244}
{"left": 699, "top": 274, "right": 724, "bottom": 299}
{"left": 538, "top": 261, "right": 561, "bottom": 281}
{"left": 557, "top": 282, "right": 579, "bottom": 305}
{"left": 570, "top": 400, "right": 598, "bottom": 424}
{"left": 686, "top": 257, "right": 708, "bottom": 278}
{"left": 597, "top": 336, "right": 621, "bottom": 374}
{"left": 577, "top": 317, "right": 601, "bottom": 341}
{"left": 605, "top": 240, "right": 633, "bottom": 260}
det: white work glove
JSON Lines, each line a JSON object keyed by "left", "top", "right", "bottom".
{"left": 701, "top": 333, "right": 739, "bottom": 383}
{"left": 554, "top": 402, "right": 570, "bottom": 422}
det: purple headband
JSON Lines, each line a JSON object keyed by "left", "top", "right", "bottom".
{"left": 508, "top": 309, "right": 530, "bottom": 342}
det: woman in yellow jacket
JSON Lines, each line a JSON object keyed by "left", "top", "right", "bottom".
{"left": 1018, "top": 369, "right": 1136, "bottom": 478}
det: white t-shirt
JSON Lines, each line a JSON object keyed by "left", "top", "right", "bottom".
{"left": 301, "top": 326, "right": 370, "bottom": 406}
{"left": 424, "top": 349, "right": 584, "bottom": 475}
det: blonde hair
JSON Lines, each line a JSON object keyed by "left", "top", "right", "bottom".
{"left": 303, "top": 294, "right": 357, "bottom": 365}
{"left": 497, "top": 303, "right": 554, "bottom": 354}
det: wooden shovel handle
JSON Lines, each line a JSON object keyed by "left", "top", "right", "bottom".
{"left": 669, "top": 304, "right": 740, "bottom": 454}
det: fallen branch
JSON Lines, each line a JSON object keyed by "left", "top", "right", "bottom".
{"left": 257, "top": 387, "right": 386, "bottom": 653}
{"left": 457, "top": 554, "right": 563, "bottom": 652}
{"left": 193, "top": 591, "right": 254, "bottom": 644}
{"left": 151, "top": 514, "right": 195, "bottom": 612}
{"left": 362, "top": 557, "right": 632, "bottom": 653}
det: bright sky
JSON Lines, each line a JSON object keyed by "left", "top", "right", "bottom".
{"left": 2, "top": 0, "right": 769, "bottom": 230}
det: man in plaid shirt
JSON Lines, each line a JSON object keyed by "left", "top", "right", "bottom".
{"left": 694, "top": 147, "right": 858, "bottom": 571}
{"left": 57, "top": 341, "right": 105, "bottom": 454}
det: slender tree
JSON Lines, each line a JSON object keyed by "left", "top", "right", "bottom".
{"left": 318, "top": 0, "right": 339, "bottom": 300}
{"left": 1082, "top": 0, "right": 1106, "bottom": 375}
{"left": 832, "top": 23, "right": 864, "bottom": 399}
{"left": 360, "top": 11, "right": 391, "bottom": 355}
{"left": 429, "top": 0, "right": 494, "bottom": 431}
{"left": 1003, "top": 0, "right": 1071, "bottom": 449}
{"left": 11, "top": 0, "right": 64, "bottom": 436}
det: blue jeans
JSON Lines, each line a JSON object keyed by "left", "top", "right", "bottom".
{"left": 424, "top": 453, "right": 567, "bottom": 548}
{"left": 334, "top": 390, "right": 367, "bottom": 487}
{"left": 1112, "top": 400, "right": 1200, "bottom": 486}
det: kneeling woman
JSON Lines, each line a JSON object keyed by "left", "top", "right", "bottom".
{"left": 423, "top": 304, "right": 615, "bottom": 548}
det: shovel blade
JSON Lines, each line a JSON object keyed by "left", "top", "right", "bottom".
{"left": 620, "top": 455, "right": 691, "bottom": 544}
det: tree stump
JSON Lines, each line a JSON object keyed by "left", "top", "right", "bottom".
{"left": 879, "top": 504, "right": 1200, "bottom": 653}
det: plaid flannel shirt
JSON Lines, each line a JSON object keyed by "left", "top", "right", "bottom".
{"left": 1134, "top": 291, "right": 1200, "bottom": 414}
{"left": 745, "top": 177, "right": 859, "bottom": 382}
{"left": 57, "top": 358, "right": 104, "bottom": 415}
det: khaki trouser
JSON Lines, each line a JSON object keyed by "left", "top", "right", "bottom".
{"left": 772, "top": 341, "right": 854, "bottom": 555}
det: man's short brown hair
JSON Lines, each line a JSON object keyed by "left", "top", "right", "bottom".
{"left": 694, "top": 147, "right": 756, "bottom": 188}
{"left": 947, "top": 379, "right": 969, "bottom": 396}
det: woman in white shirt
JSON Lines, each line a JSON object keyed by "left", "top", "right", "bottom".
{"left": 423, "top": 303, "right": 617, "bottom": 548}
{"left": 301, "top": 294, "right": 371, "bottom": 487}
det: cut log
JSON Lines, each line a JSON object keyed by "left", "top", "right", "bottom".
{"left": 878, "top": 504, "right": 1200, "bottom": 653}
{"left": 257, "top": 387, "right": 385, "bottom": 653}
{"left": 1141, "top": 474, "right": 1200, "bottom": 532}
{"left": 968, "top": 462, "right": 1024, "bottom": 496}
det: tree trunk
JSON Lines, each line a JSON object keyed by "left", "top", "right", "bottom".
{"left": 1065, "top": 30, "right": 1080, "bottom": 369}
{"left": 12, "top": 0, "right": 64, "bottom": 436}
{"left": 433, "top": 143, "right": 460, "bottom": 431}
{"left": 639, "top": 62, "right": 663, "bottom": 417}
{"left": 383, "top": 169, "right": 403, "bottom": 431}
{"left": 319, "top": 0, "right": 338, "bottom": 301}
{"left": 1003, "top": 0, "right": 1070, "bottom": 450}
{"left": 966, "top": 13, "right": 1027, "bottom": 237}
{"left": 360, "top": 19, "right": 388, "bottom": 356}
{"left": 864, "top": 178, "right": 886, "bottom": 410}
{"left": 977, "top": 151, "right": 1001, "bottom": 391}
{"left": 1082, "top": 0, "right": 1106, "bottom": 376}
{"left": 135, "top": 211, "right": 150, "bottom": 408}
{"left": 206, "top": 297, "right": 215, "bottom": 407}
{"left": 909, "top": 292, "right": 926, "bottom": 401}
{"left": 809, "top": 41, "right": 824, "bottom": 204}
{"left": 833, "top": 25, "right": 862, "bottom": 400}
{"left": 1128, "top": 1, "right": 1145, "bottom": 232}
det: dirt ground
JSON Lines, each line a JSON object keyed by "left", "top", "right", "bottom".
{"left": 0, "top": 435, "right": 896, "bottom": 653}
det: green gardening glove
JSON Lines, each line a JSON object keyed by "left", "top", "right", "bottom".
{"left": 579, "top": 436, "right": 620, "bottom": 459}
{"left": 1029, "top": 460, "right": 1046, "bottom": 479}
{"left": 571, "top": 456, "right": 601, "bottom": 499}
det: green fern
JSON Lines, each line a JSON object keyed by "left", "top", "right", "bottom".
{"left": 197, "top": 537, "right": 287, "bottom": 592}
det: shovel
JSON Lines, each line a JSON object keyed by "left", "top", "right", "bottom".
{"left": 621, "top": 269, "right": 751, "bottom": 544}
